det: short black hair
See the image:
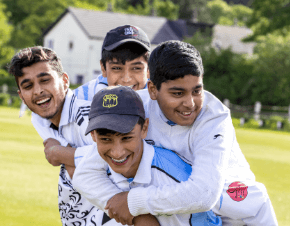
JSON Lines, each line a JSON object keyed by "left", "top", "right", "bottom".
{"left": 101, "top": 42, "right": 150, "bottom": 70}
{"left": 8, "top": 46, "right": 64, "bottom": 87}
{"left": 149, "top": 40, "right": 204, "bottom": 90}
{"left": 96, "top": 117, "right": 145, "bottom": 136}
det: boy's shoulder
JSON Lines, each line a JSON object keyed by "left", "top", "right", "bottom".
{"left": 151, "top": 145, "right": 192, "bottom": 183}
{"left": 73, "top": 75, "right": 108, "bottom": 101}
{"left": 195, "top": 90, "right": 231, "bottom": 125}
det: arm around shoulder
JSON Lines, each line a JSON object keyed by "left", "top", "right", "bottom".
{"left": 72, "top": 143, "right": 123, "bottom": 211}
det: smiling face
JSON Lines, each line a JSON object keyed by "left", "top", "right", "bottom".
{"left": 101, "top": 56, "right": 149, "bottom": 91}
{"left": 148, "top": 75, "right": 204, "bottom": 126}
{"left": 17, "top": 61, "right": 69, "bottom": 126}
{"left": 91, "top": 119, "right": 149, "bottom": 178}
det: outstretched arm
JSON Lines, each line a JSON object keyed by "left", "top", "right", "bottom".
{"left": 73, "top": 144, "right": 123, "bottom": 212}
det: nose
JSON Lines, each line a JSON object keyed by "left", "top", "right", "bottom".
{"left": 121, "top": 69, "right": 132, "bottom": 83}
{"left": 110, "top": 141, "right": 126, "bottom": 159}
{"left": 33, "top": 83, "right": 43, "bottom": 96}
{"left": 183, "top": 94, "right": 195, "bottom": 108}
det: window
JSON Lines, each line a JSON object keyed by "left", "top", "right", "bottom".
{"left": 76, "top": 75, "right": 84, "bottom": 84}
{"left": 48, "top": 40, "right": 54, "bottom": 49}
{"left": 69, "top": 41, "right": 74, "bottom": 51}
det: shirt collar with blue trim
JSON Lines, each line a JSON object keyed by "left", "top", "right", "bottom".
{"left": 58, "top": 89, "right": 76, "bottom": 128}
{"left": 158, "top": 106, "right": 177, "bottom": 126}
{"left": 108, "top": 141, "right": 155, "bottom": 185}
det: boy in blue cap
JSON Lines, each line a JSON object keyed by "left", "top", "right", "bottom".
{"left": 73, "top": 41, "right": 278, "bottom": 226}
{"left": 82, "top": 85, "right": 222, "bottom": 226}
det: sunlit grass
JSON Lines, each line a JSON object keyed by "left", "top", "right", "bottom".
{"left": 0, "top": 106, "right": 289, "bottom": 225}
{"left": 0, "top": 106, "right": 61, "bottom": 226}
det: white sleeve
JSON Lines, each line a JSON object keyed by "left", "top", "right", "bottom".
{"left": 31, "top": 112, "right": 68, "bottom": 146}
{"left": 73, "top": 143, "right": 122, "bottom": 211}
{"left": 127, "top": 116, "right": 233, "bottom": 216}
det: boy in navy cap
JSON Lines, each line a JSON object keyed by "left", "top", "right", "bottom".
{"left": 82, "top": 85, "right": 222, "bottom": 226}
{"left": 73, "top": 41, "right": 278, "bottom": 226}
{"left": 9, "top": 25, "right": 156, "bottom": 226}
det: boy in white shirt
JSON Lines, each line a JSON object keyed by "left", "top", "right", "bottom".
{"left": 73, "top": 41, "right": 278, "bottom": 226}
{"left": 8, "top": 25, "right": 158, "bottom": 226}
{"left": 82, "top": 85, "right": 222, "bottom": 226}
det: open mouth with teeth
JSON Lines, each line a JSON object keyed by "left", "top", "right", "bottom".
{"left": 111, "top": 155, "right": 130, "bottom": 166}
{"left": 36, "top": 97, "right": 51, "bottom": 107}
{"left": 177, "top": 111, "right": 193, "bottom": 116}
{"left": 117, "top": 84, "right": 137, "bottom": 90}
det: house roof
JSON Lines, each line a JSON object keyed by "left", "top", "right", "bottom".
{"left": 212, "top": 25, "right": 256, "bottom": 54}
{"left": 43, "top": 7, "right": 214, "bottom": 45}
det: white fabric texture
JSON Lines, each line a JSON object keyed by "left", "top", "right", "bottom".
{"left": 73, "top": 89, "right": 277, "bottom": 225}
{"left": 31, "top": 89, "right": 120, "bottom": 226}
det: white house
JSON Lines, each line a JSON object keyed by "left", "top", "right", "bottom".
{"left": 43, "top": 7, "right": 255, "bottom": 84}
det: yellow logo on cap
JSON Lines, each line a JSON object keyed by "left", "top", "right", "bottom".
{"left": 103, "top": 94, "right": 118, "bottom": 108}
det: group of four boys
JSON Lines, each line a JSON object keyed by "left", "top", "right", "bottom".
{"left": 8, "top": 25, "right": 278, "bottom": 225}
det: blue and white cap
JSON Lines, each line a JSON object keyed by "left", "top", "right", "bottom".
{"left": 85, "top": 86, "right": 145, "bottom": 135}
{"left": 102, "top": 25, "right": 151, "bottom": 52}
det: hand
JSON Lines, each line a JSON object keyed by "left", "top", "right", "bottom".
{"left": 43, "top": 138, "right": 61, "bottom": 166}
{"left": 65, "top": 165, "right": 75, "bottom": 179}
{"left": 105, "top": 191, "right": 134, "bottom": 225}
{"left": 133, "top": 214, "right": 160, "bottom": 226}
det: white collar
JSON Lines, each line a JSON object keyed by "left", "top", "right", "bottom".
{"left": 58, "top": 89, "right": 76, "bottom": 127}
{"left": 109, "top": 141, "right": 155, "bottom": 185}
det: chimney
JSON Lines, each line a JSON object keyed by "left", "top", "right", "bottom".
{"left": 107, "top": 3, "right": 113, "bottom": 12}
{"left": 191, "top": 9, "right": 198, "bottom": 23}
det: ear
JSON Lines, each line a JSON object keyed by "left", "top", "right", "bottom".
{"left": 100, "top": 60, "right": 107, "bottom": 78}
{"left": 147, "top": 80, "right": 158, "bottom": 100}
{"left": 17, "top": 90, "right": 24, "bottom": 102}
{"left": 90, "top": 130, "right": 97, "bottom": 142}
{"left": 146, "top": 69, "right": 150, "bottom": 79}
{"left": 62, "top": 73, "right": 70, "bottom": 91}
{"left": 141, "top": 118, "right": 149, "bottom": 139}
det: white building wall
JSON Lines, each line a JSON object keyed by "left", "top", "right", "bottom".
{"left": 44, "top": 13, "right": 103, "bottom": 84}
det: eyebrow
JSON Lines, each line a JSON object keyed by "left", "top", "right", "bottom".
{"left": 168, "top": 84, "right": 203, "bottom": 91}
{"left": 20, "top": 72, "right": 51, "bottom": 87}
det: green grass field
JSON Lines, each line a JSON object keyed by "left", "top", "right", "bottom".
{"left": 0, "top": 106, "right": 289, "bottom": 225}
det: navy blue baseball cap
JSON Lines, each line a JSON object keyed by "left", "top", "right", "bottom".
{"left": 101, "top": 25, "right": 151, "bottom": 52}
{"left": 85, "top": 86, "right": 145, "bottom": 135}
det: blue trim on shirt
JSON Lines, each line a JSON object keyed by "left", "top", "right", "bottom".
{"left": 151, "top": 146, "right": 192, "bottom": 183}
{"left": 74, "top": 156, "right": 83, "bottom": 159}
{"left": 98, "top": 76, "right": 108, "bottom": 85}
{"left": 219, "top": 194, "right": 223, "bottom": 210}
{"left": 189, "top": 211, "right": 222, "bottom": 226}
{"left": 83, "top": 84, "right": 89, "bottom": 100}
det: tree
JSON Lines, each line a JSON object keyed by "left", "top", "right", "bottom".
{"left": 207, "top": 0, "right": 252, "bottom": 26}
{"left": 0, "top": 1, "right": 14, "bottom": 69}
{"left": 246, "top": 0, "right": 290, "bottom": 41}
{"left": 2, "top": 0, "right": 105, "bottom": 48}
{"left": 171, "top": 0, "right": 213, "bottom": 22}
{"left": 113, "top": 0, "right": 179, "bottom": 20}
{"left": 249, "top": 33, "right": 290, "bottom": 106}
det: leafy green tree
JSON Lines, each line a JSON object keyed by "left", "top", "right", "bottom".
{"left": 250, "top": 33, "right": 290, "bottom": 106}
{"left": 2, "top": 0, "right": 105, "bottom": 48}
{"left": 246, "top": 0, "right": 290, "bottom": 41}
{"left": 171, "top": 0, "right": 213, "bottom": 22}
{"left": 0, "top": 1, "right": 14, "bottom": 69}
{"left": 113, "top": 0, "right": 179, "bottom": 20}
{"left": 207, "top": 0, "right": 252, "bottom": 26}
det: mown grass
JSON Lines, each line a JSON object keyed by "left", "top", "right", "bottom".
{"left": 0, "top": 106, "right": 289, "bottom": 225}
{"left": 0, "top": 106, "right": 61, "bottom": 226}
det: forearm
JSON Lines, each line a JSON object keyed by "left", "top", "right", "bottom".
{"left": 51, "top": 145, "right": 76, "bottom": 166}
{"left": 73, "top": 145, "right": 122, "bottom": 210}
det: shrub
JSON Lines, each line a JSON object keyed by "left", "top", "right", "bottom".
{"left": 264, "top": 116, "right": 284, "bottom": 130}
{"left": 243, "top": 118, "right": 260, "bottom": 129}
{"left": 0, "top": 93, "right": 10, "bottom": 106}
{"left": 11, "top": 96, "right": 22, "bottom": 108}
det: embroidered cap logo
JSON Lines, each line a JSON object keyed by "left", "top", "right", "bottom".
{"left": 103, "top": 94, "right": 118, "bottom": 108}
{"left": 124, "top": 27, "right": 134, "bottom": 35}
